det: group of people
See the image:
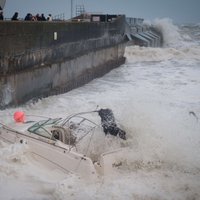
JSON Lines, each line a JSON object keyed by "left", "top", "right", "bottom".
{"left": 0, "top": 9, "right": 53, "bottom": 21}
{"left": 24, "top": 13, "right": 52, "bottom": 21}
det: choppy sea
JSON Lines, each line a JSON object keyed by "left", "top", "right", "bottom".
{"left": 0, "top": 18, "right": 200, "bottom": 200}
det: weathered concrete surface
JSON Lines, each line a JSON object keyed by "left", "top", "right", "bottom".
{"left": 0, "top": 16, "right": 126, "bottom": 108}
{"left": 0, "top": 16, "right": 125, "bottom": 74}
{"left": 0, "top": 44, "right": 125, "bottom": 107}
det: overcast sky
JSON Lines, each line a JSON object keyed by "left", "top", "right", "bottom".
{"left": 3, "top": 0, "right": 200, "bottom": 24}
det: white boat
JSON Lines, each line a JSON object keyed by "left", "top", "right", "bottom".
{"left": 0, "top": 110, "right": 127, "bottom": 179}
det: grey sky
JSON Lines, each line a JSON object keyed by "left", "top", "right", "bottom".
{"left": 3, "top": 0, "right": 200, "bottom": 24}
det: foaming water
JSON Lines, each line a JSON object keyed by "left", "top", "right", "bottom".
{"left": 125, "top": 45, "right": 200, "bottom": 62}
{"left": 153, "top": 18, "right": 182, "bottom": 47}
{"left": 0, "top": 21, "right": 200, "bottom": 200}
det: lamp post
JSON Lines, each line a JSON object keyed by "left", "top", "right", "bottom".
{"left": 71, "top": 0, "right": 73, "bottom": 19}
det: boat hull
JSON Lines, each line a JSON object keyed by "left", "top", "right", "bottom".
{"left": 0, "top": 126, "right": 98, "bottom": 179}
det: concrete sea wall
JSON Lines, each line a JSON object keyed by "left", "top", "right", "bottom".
{"left": 0, "top": 16, "right": 126, "bottom": 108}
{"left": 0, "top": 44, "right": 125, "bottom": 106}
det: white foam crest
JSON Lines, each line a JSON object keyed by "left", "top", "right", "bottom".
{"left": 153, "top": 18, "right": 182, "bottom": 47}
{"left": 152, "top": 18, "right": 186, "bottom": 47}
{"left": 125, "top": 45, "right": 200, "bottom": 63}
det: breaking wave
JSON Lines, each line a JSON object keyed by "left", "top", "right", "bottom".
{"left": 150, "top": 18, "right": 199, "bottom": 47}
{"left": 124, "top": 45, "right": 200, "bottom": 63}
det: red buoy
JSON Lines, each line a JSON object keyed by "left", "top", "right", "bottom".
{"left": 14, "top": 111, "right": 25, "bottom": 123}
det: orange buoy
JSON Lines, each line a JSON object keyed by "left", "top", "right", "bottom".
{"left": 14, "top": 111, "right": 25, "bottom": 123}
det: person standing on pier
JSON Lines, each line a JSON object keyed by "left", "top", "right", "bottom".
{"left": 0, "top": 6, "right": 4, "bottom": 20}
{"left": 47, "top": 14, "right": 52, "bottom": 21}
{"left": 11, "top": 12, "right": 19, "bottom": 20}
{"left": 0, "top": 11, "right": 3, "bottom": 20}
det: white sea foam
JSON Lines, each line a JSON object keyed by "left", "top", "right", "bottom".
{"left": 125, "top": 45, "right": 200, "bottom": 63}
{"left": 0, "top": 23, "right": 200, "bottom": 200}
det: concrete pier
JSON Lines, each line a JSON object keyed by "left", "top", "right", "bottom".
{"left": 0, "top": 15, "right": 162, "bottom": 109}
{"left": 0, "top": 15, "right": 126, "bottom": 108}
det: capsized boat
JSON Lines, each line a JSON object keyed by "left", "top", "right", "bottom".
{"left": 0, "top": 109, "right": 128, "bottom": 179}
